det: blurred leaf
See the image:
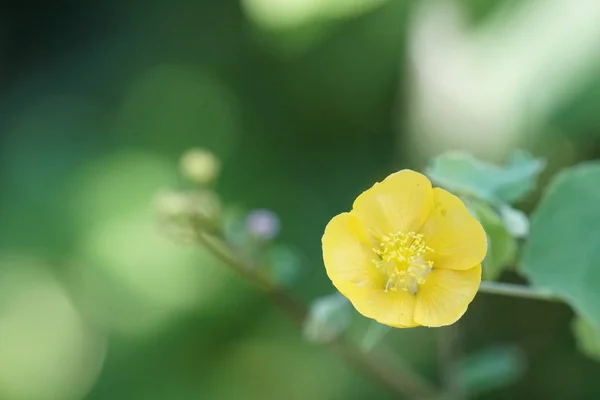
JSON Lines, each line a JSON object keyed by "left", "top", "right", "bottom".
{"left": 572, "top": 316, "right": 600, "bottom": 362}
{"left": 499, "top": 204, "right": 530, "bottom": 238}
{"left": 303, "top": 292, "right": 351, "bottom": 344}
{"left": 459, "top": 346, "right": 526, "bottom": 395}
{"left": 266, "top": 245, "right": 302, "bottom": 288}
{"left": 241, "top": 0, "right": 388, "bottom": 32}
{"left": 78, "top": 212, "right": 229, "bottom": 329}
{"left": 0, "top": 261, "right": 106, "bottom": 400}
{"left": 427, "top": 150, "right": 545, "bottom": 204}
{"left": 68, "top": 151, "right": 177, "bottom": 230}
{"left": 68, "top": 152, "right": 241, "bottom": 336}
{"left": 522, "top": 162, "right": 600, "bottom": 331}
{"left": 471, "top": 201, "right": 517, "bottom": 280}
{"left": 207, "top": 317, "right": 351, "bottom": 400}
{"left": 115, "top": 65, "right": 241, "bottom": 159}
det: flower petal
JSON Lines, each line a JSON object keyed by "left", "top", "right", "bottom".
{"left": 352, "top": 290, "right": 417, "bottom": 328}
{"left": 322, "top": 213, "right": 382, "bottom": 296}
{"left": 351, "top": 170, "right": 434, "bottom": 237}
{"left": 322, "top": 213, "right": 418, "bottom": 327}
{"left": 420, "top": 188, "right": 487, "bottom": 270}
{"left": 414, "top": 265, "right": 481, "bottom": 327}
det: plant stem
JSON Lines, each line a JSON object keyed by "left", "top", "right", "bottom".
{"left": 194, "top": 228, "right": 439, "bottom": 399}
{"left": 438, "top": 324, "right": 466, "bottom": 400}
{"left": 478, "top": 281, "right": 560, "bottom": 302}
{"left": 196, "top": 232, "right": 306, "bottom": 323}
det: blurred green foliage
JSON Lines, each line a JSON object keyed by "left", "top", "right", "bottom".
{"left": 459, "top": 346, "right": 526, "bottom": 396}
{"left": 2, "top": 0, "right": 600, "bottom": 399}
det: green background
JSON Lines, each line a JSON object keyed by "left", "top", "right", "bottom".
{"left": 1, "top": 0, "right": 599, "bottom": 399}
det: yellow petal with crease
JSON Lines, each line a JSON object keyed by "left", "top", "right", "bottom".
{"left": 352, "top": 170, "right": 433, "bottom": 237}
{"left": 420, "top": 188, "right": 487, "bottom": 270}
{"left": 414, "top": 265, "right": 481, "bottom": 327}
{"left": 352, "top": 290, "right": 417, "bottom": 328}
{"left": 322, "top": 213, "right": 381, "bottom": 297}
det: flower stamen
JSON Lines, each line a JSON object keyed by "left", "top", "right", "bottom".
{"left": 372, "top": 231, "right": 434, "bottom": 295}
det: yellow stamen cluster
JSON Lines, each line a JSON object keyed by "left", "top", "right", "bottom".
{"left": 372, "top": 231, "right": 434, "bottom": 295}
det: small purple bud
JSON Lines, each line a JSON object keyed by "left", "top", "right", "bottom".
{"left": 246, "top": 209, "right": 280, "bottom": 240}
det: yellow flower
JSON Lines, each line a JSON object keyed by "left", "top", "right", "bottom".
{"left": 322, "top": 170, "right": 487, "bottom": 328}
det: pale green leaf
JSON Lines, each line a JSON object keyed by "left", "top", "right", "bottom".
{"left": 360, "top": 321, "right": 392, "bottom": 352}
{"left": 471, "top": 201, "right": 517, "bottom": 280}
{"left": 499, "top": 204, "right": 529, "bottom": 238}
{"left": 303, "top": 293, "right": 351, "bottom": 344}
{"left": 522, "top": 162, "right": 600, "bottom": 330}
{"left": 427, "top": 150, "right": 545, "bottom": 204}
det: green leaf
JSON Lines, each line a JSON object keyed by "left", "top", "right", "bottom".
{"left": 427, "top": 150, "right": 545, "bottom": 204}
{"left": 572, "top": 316, "right": 600, "bottom": 362}
{"left": 459, "top": 346, "right": 526, "bottom": 395}
{"left": 495, "top": 151, "right": 546, "bottom": 203}
{"left": 471, "top": 201, "right": 518, "bottom": 280}
{"left": 522, "top": 162, "right": 600, "bottom": 330}
{"left": 303, "top": 293, "right": 351, "bottom": 344}
{"left": 499, "top": 204, "right": 529, "bottom": 238}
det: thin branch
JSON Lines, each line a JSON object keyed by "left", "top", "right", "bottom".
{"left": 478, "top": 281, "right": 560, "bottom": 302}
{"left": 195, "top": 231, "right": 306, "bottom": 323}
{"left": 194, "top": 227, "right": 439, "bottom": 399}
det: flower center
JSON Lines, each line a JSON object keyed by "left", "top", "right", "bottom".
{"left": 371, "top": 231, "right": 434, "bottom": 295}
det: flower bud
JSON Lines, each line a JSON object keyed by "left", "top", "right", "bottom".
{"left": 246, "top": 209, "right": 280, "bottom": 240}
{"left": 180, "top": 148, "right": 220, "bottom": 184}
{"left": 155, "top": 190, "right": 192, "bottom": 219}
{"left": 189, "top": 191, "right": 222, "bottom": 223}
{"left": 155, "top": 189, "right": 222, "bottom": 238}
